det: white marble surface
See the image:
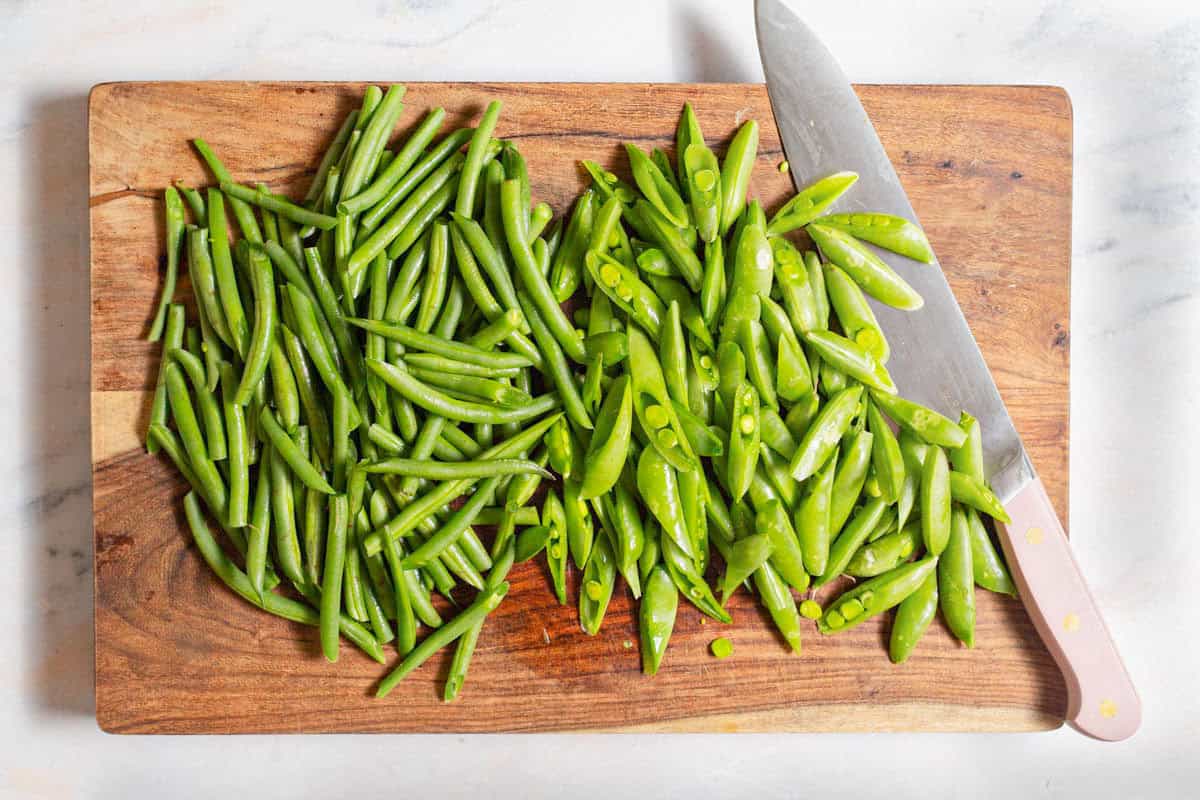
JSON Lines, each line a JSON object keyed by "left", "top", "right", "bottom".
{"left": 2, "top": 0, "right": 1198, "bottom": 796}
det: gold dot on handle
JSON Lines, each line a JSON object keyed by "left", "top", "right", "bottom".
{"left": 1064, "top": 613, "right": 1080, "bottom": 632}
{"left": 1100, "top": 700, "right": 1118, "bottom": 719}
{"left": 1025, "top": 527, "right": 1044, "bottom": 545}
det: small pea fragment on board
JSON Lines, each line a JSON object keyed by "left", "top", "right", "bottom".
{"left": 710, "top": 637, "right": 734, "bottom": 659}
{"left": 778, "top": 160, "right": 790, "bottom": 174}
{"left": 799, "top": 599, "right": 823, "bottom": 620}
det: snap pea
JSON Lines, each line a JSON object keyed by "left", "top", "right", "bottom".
{"left": 627, "top": 143, "right": 688, "bottom": 228}
{"left": 543, "top": 489, "right": 569, "bottom": 605}
{"left": 755, "top": 499, "right": 808, "bottom": 592}
{"left": 889, "top": 569, "right": 938, "bottom": 663}
{"left": 753, "top": 561, "right": 803, "bottom": 653}
{"left": 627, "top": 324, "right": 698, "bottom": 472}
{"left": 550, "top": 190, "right": 596, "bottom": 302}
{"left": 795, "top": 449, "right": 836, "bottom": 575}
{"left": 830, "top": 430, "right": 874, "bottom": 535}
{"left": 848, "top": 522, "right": 921, "bottom": 578}
{"left": 727, "top": 382, "right": 761, "bottom": 502}
{"left": 807, "top": 223, "right": 923, "bottom": 311}
{"left": 771, "top": 236, "right": 820, "bottom": 334}
{"left": 866, "top": 398, "right": 905, "bottom": 504}
{"left": 804, "top": 329, "right": 896, "bottom": 394}
{"left": 940, "top": 507, "right": 976, "bottom": 647}
{"left": 661, "top": 302, "right": 689, "bottom": 405}
{"left": 643, "top": 275, "right": 714, "bottom": 351}
{"left": 636, "top": 446, "right": 695, "bottom": 564}
{"left": 920, "top": 445, "right": 952, "bottom": 555}
{"left": 949, "top": 471, "right": 1012, "bottom": 523}
{"left": 789, "top": 384, "right": 863, "bottom": 481}
{"left": 640, "top": 565, "right": 679, "bottom": 675}
{"left": 825, "top": 261, "right": 889, "bottom": 363}
{"left": 699, "top": 237, "right": 726, "bottom": 331}
{"left": 816, "top": 496, "right": 888, "bottom": 587}
{"left": 819, "top": 555, "right": 938, "bottom": 634}
{"left": 563, "top": 478, "right": 595, "bottom": 570}
{"left": 814, "top": 211, "right": 934, "bottom": 264}
{"left": 579, "top": 534, "right": 617, "bottom": 635}
{"left": 870, "top": 390, "right": 968, "bottom": 449}
{"left": 719, "top": 532, "right": 772, "bottom": 604}
{"left": 967, "top": 507, "right": 1017, "bottom": 596}
{"left": 766, "top": 171, "right": 858, "bottom": 236}
{"left": 585, "top": 250, "right": 665, "bottom": 339}
{"left": 660, "top": 533, "right": 730, "bottom": 624}
{"left": 635, "top": 199, "right": 703, "bottom": 291}
{"left": 581, "top": 374, "right": 633, "bottom": 499}
{"left": 683, "top": 142, "right": 722, "bottom": 243}
{"left": 718, "top": 119, "right": 758, "bottom": 237}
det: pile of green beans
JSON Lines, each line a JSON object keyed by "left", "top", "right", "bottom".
{"left": 146, "top": 87, "right": 1017, "bottom": 702}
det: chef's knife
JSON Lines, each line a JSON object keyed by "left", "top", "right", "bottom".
{"left": 755, "top": 0, "right": 1138, "bottom": 740}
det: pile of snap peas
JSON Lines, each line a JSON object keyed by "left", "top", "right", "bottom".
{"left": 145, "top": 85, "right": 1017, "bottom": 701}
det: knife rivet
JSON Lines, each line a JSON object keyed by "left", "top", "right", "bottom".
{"left": 1025, "top": 527, "right": 1044, "bottom": 545}
{"left": 1099, "top": 700, "right": 1118, "bottom": 719}
{"left": 1063, "top": 613, "right": 1080, "bottom": 632}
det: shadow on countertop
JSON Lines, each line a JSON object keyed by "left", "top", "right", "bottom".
{"left": 22, "top": 92, "right": 96, "bottom": 720}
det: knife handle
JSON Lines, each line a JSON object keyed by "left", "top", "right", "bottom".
{"left": 999, "top": 476, "right": 1140, "bottom": 741}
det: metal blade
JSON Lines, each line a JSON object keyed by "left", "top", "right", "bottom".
{"left": 755, "top": 0, "right": 1033, "bottom": 501}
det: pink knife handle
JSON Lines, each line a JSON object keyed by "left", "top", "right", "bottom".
{"left": 998, "top": 477, "right": 1140, "bottom": 740}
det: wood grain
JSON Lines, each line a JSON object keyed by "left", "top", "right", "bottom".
{"left": 90, "top": 82, "right": 1072, "bottom": 734}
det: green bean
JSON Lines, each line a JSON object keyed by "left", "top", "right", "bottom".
{"left": 362, "top": 127, "right": 474, "bottom": 233}
{"left": 376, "top": 581, "right": 509, "bottom": 698}
{"left": 287, "top": 286, "right": 360, "bottom": 428}
{"left": 341, "top": 107, "right": 444, "bottom": 216}
{"left": 339, "top": 84, "right": 407, "bottom": 205}
{"left": 413, "top": 220, "right": 450, "bottom": 332}
{"left": 455, "top": 101, "right": 502, "bottom": 218}
{"left": 174, "top": 181, "right": 207, "bottom": 226}
{"left": 303, "top": 110, "right": 359, "bottom": 209}
{"left": 167, "top": 348, "right": 227, "bottom": 461}
{"left": 319, "top": 494, "right": 350, "bottom": 661}
{"left": 216, "top": 362, "right": 249, "bottom": 526}
{"left": 502, "top": 180, "right": 588, "bottom": 363}
{"left": 184, "top": 491, "right": 384, "bottom": 663}
{"left": 147, "top": 306, "right": 187, "bottom": 452}
{"left": 347, "top": 151, "right": 465, "bottom": 278}
{"left": 233, "top": 246, "right": 276, "bottom": 404}
{"left": 190, "top": 139, "right": 263, "bottom": 243}
{"left": 362, "top": 412, "right": 562, "bottom": 555}
{"left": 362, "top": 457, "right": 549, "bottom": 481}
{"left": 516, "top": 292, "right": 592, "bottom": 430}
{"left": 148, "top": 189, "right": 186, "bottom": 341}
{"left": 403, "top": 353, "right": 519, "bottom": 378}
{"left": 258, "top": 407, "right": 336, "bottom": 494}
{"left": 347, "top": 318, "right": 530, "bottom": 369}
{"left": 219, "top": 181, "right": 337, "bottom": 231}
{"left": 164, "top": 363, "right": 227, "bottom": 516}
{"left": 385, "top": 177, "right": 459, "bottom": 261}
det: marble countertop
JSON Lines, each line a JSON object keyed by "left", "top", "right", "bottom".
{"left": 2, "top": 0, "right": 1197, "bottom": 797}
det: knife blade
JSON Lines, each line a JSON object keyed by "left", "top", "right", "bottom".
{"left": 755, "top": 0, "right": 1029, "bottom": 502}
{"left": 755, "top": 0, "right": 1139, "bottom": 741}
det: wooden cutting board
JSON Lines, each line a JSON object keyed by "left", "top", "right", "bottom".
{"left": 90, "top": 82, "right": 1072, "bottom": 734}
